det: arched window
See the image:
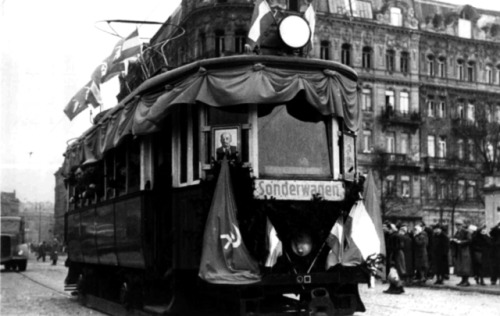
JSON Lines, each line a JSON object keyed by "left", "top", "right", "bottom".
{"left": 457, "top": 59, "right": 464, "bottom": 80}
{"left": 234, "top": 30, "right": 246, "bottom": 54}
{"left": 341, "top": 43, "right": 352, "bottom": 66}
{"left": 400, "top": 51, "right": 410, "bottom": 74}
{"left": 438, "top": 56, "right": 446, "bottom": 77}
{"left": 467, "top": 61, "right": 475, "bottom": 82}
{"left": 486, "top": 64, "right": 493, "bottom": 84}
{"left": 215, "top": 30, "right": 225, "bottom": 57}
{"left": 426, "top": 54, "right": 435, "bottom": 76}
{"left": 320, "top": 41, "right": 330, "bottom": 60}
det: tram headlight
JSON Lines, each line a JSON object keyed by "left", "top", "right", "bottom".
{"left": 291, "top": 233, "right": 313, "bottom": 257}
{"left": 278, "top": 15, "right": 311, "bottom": 49}
{"left": 18, "top": 250, "right": 24, "bottom": 256}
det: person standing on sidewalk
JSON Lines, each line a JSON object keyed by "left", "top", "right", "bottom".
{"left": 36, "top": 241, "right": 47, "bottom": 262}
{"left": 490, "top": 222, "right": 500, "bottom": 285}
{"left": 431, "top": 224, "right": 449, "bottom": 285}
{"left": 413, "top": 224, "right": 429, "bottom": 283}
{"left": 471, "top": 225, "right": 491, "bottom": 286}
{"left": 451, "top": 221, "right": 472, "bottom": 286}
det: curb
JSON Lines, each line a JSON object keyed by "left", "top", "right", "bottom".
{"left": 411, "top": 282, "right": 500, "bottom": 296}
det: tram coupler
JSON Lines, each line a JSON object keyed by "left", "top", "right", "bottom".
{"left": 308, "top": 287, "right": 334, "bottom": 316}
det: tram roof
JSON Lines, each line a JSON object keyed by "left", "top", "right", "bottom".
{"left": 63, "top": 55, "right": 360, "bottom": 172}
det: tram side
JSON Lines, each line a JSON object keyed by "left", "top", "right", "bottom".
{"left": 62, "top": 56, "right": 375, "bottom": 315}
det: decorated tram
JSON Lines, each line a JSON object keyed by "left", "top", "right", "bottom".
{"left": 61, "top": 2, "right": 383, "bottom": 315}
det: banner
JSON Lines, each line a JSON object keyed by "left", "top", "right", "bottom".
{"left": 63, "top": 80, "right": 102, "bottom": 120}
{"left": 199, "top": 158, "right": 261, "bottom": 284}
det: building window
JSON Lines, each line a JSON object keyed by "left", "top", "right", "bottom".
{"left": 400, "top": 91, "right": 409, "bottom": 114}
{"left": 385, "top": 175, "right": 396, "bottom": 195}
{"left": 457, "top": 103, "right": 464, "bottom": 119}
{"left": 427, "top": 135, "right": 435, "bottom": 157}
{"left": 386, "top": 132, "right": 395, "bottom": 153}
{"left": 390, "top": 7, "right": 402, "bottom": 27}
{"left": 438, "top": 136, "right": 446, "bottom": 158}
{"left": 400, "top": 133, "right": 409, "bottom": 155}
{"left": 427, "top": 54, "right": 435, "bottom": 76}
{"left": 363, "top": 130, "right": 372, "bottom": 153}
{"left": 457, "top": 59, "right": 464, "bottom": 80}
{"left": 215, "top": 30, "right": 225, "bottom": 57}
{"left": 341, "top": 43, "right": 352, "bottom": 66}
{"left": 438, "top": 101, "right": 445, "bottom": 118}
{"left": 468, "top": 139, "right": 475, "bottom": 161}
{"left": 400, "top": 51, "right": 409, "bottom": 74}
{"left": 467, "top": 180, "right": 476, "bottom": 200}
{"left": 438, "top": 181, "right": 446, "bottom": 200}
{"left": 427, "top": 99, "right": 435, "bottom": 117}
{"left": 401, "top": 175, "right": 410, "bottom": 198}
{"left": 198, "top": 32, "right": 206, "bottom": 57}
{"left": 467, "top": 61, "right": 475, "bottom": 82}
{"left": 428, "top": 179, "right": 437, "bottom": 199}
{"left": 386, "top": 49, "right": 395, "bottom": 72}
{"left": 362, "top": 46, "right": 373, "bottom": 69}
{"left": 438, "top": 56, "right": 446, "bottom": 77}
{"left": 496, "top": 105, "right": 500, "bottom": 123}
{"left": 458, "top": 18, "right": 472, "bottom": 39}
{"left": 361, "top": 88, "right": 372, "bottom": 111}
{"left": 355, "top": 0, "right": 373, "bottom": 18}
{"left": 458, "top": 180, "right": 465, "bottom": 200}
{"left": 497, "top": 65, "right": 500, "bottom": 85}
{"left": 457, "top": 139, "right": 464, "bottom": 160}
{"left": 320, "top": 41, "right": 330, "bottom": 60}
{"left": 234, "top": 30, "right": 246, "bottom": 54}
{"left": 467, "top": 103, "right": 475, "bottom": 122}
{"left": 486, "top": 65, "right": 493, "bottom": 84}
{"left": 485, "top": 105, "right": 492, "bottom": 123}
{"left": 385, "top": 90, "right": 395, "bottom": 111}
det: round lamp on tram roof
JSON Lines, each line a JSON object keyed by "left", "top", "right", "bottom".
{"left": 278, "top": 15, "right": 311, "bottom": 49}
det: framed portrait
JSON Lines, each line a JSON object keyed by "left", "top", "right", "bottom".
{"left": 212, "top": 126, "right": 240, "bottom": 160}
{"left": 342, "top": 132, "right": 356, "bottom": 181}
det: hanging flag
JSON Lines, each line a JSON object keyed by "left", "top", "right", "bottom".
{"left": 96, "top": 28, "right": 141, "bottom": 83}
{"left": 325, "top": 216, "right": 344, "bottom": 269}
{"left": 304, "top": 2, "right": 316, "bottom": 52}
{"left": 342, "top": 200, "right": 381, "bottom": 266}
{"left": 265, "top": 218, "right": 282, "bottom": 268}
{"left": 247, "top": 0, "right": 274, "bottom": 50}
{"left": 63, "top": 80, "right": 102, "bottom": 120}
{"left": 199, "top": 158, "right": 261, "bottom": 284}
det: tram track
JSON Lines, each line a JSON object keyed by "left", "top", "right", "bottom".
{"left": 17, "top": 270, "right": 72, "bottom": 298}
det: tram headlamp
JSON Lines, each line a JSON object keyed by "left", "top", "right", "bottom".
{"left": 18, "top": 250, "right": 24, "bottom": 256}
{"left": 278, "top": 15, "right": 311, "bottom": 49}
{"left": 291, "top": 233, "right": 313, "bottom": 257}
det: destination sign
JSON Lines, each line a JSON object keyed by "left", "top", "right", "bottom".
{"left": 253, "top": 179, "right": 345, "bottom": 201}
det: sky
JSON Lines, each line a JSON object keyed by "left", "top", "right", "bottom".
{"left": 1, "top": 0, "right": 500, "bottom": 203}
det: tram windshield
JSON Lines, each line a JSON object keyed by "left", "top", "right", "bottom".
{"left": 258, "top": 105, "right": 331, "bottom": 178}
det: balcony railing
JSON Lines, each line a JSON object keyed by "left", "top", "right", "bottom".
{"left": 380, "top": 153, "right": 421, "bottom": 169}
{"left": 423, "top": 156, "right": 457, "bottom": 171}
{"left": 380, "top": 108, "right": 422, "bottom": 128}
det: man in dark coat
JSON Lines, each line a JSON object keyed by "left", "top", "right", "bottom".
{"left": 400, "top": 225, "right": 414, "bottom": 282}
{"left": 431, "top": 224, "right": 449, "bottom": 284}
{"left": 451, "top": 221, "right": 472, "bottom": 286}
{"left": 471, "top": 225, "right": 491, "bottom": 285}
{"left": 391, "top": 227, "right": 407, "bottom": 282}
{"left": 421, "top": 221, "right": 434, "bottom": 279}
{"left": 490, "top": 222, "right": 500, "bottom": 285}
{"left": 413, "top": 224, "right": 429, "bottom": 283}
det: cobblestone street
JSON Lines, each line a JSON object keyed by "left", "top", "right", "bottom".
{"left": 2, "top": 253, "right": 500, "bottom": 315}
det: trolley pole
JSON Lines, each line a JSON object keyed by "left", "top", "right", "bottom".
{"left": 38, "top": 203, "right": 42, "bottom": 244}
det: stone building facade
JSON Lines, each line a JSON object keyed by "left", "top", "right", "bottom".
{"left": 119, "top": 0, "right": 500, "bottom": 230}
{"left": 1, "top": 191, "right": 20, "bottom": 216}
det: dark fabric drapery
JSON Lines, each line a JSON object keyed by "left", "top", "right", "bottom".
{"left": 62, "top": 56, "right": 360, "bottom": 175}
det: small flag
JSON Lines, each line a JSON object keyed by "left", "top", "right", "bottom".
{"left": 265, "top": 218, "right": 282, "bottom": 268}
{"left": 198, "top": 158, "right": 261, "bottom": 284}
{"left": 304, "top": 3, "right": 316, "bottom": 52}
{"left": 64, "top": 80, "right": 102, "bottom": 120}
{"left": 342, "top": 200, "right": 381, "bottom": 266}
{"left": 247, "top": 0, "right": 274, "bottom": 50}
{"left": 325, "top": 216, "right": 344, "bottom": 269}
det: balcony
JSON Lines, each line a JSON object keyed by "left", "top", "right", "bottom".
{"left": 380, "top": 108, "right": 422, "bottom": 130}
{"left": 423, "top": 156, "right": 457, "bottom": 171}
{"left": 380, "top": 153, "right": 421, "bottom": 170}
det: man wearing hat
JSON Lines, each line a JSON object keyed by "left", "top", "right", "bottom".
{"left": 451, "top": 220, "right": 472, "bottom": 286}
{"left": 431, "top": 224, "right": 449, "bottom": 285}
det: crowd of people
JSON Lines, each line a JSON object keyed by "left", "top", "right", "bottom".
{"left": 382, "top": 220, "right": 500, "bottom": 294}
{"left": 30, "top": 238, "right": 60, "bottom": 266}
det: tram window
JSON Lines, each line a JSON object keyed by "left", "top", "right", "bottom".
{"left": 105, "top": 152, "right": 115, "bottom": 199}
{"left": 115, "top": 146, "right": 127, "bottom": 196}
{"left": 180, "top": 106, "right": 189, "bottom": 183}
{"left": 173, "top": 105, "right": 200, "bottom": 187}
{"left": 258, "top": 105, "right": 332, "bottom": 178}
{"left": 128, "top": 140, "right": 141, "bottom": 193}
{"left": 192, "top": 109, "right": 200, "bottom": 180}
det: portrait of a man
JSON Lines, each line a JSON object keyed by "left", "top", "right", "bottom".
{"left": 214, "top": 128, "right": 238, "bottom": 160}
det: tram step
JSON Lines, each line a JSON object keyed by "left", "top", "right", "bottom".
{"left": 64, "top": 284, "right": 77, "bottom": 291}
